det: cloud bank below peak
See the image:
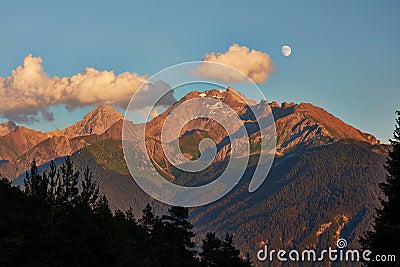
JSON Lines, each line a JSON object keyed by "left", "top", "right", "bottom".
{"left": 0, "top": 54, "right": 176, "bottom": 123}
{"left": 193, "top": 44, "right": 276, "bottom": 84}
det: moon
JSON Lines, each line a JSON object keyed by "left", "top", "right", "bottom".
{"left": 281, "top": 45, "right": 292, "bottom": 57}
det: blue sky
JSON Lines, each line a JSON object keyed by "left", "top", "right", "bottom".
{"left": 0, "top": 0, "right": 399, "bottom": 142}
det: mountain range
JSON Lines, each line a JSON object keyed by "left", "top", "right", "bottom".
{"left": 0, "top": 88, "right": 379, "bottom": 179}
{"left": 0, "top": 88, "right": 387, "bottom": 262}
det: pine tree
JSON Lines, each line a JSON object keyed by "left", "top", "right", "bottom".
{"left": 200, "top": 232, "right": 252, "bottom": 267}
{"left": 3, "top": 158, "right": 254, "bottom": 266}
{"left": 200, "top": 232, "right": 223, "bottom": 267}
{"left": 138, "top": 203, "right": 164, "bottom": 265}
{"left": 139, "top": 203, "right": 160, "bottom": 235}
{"left": 160, "top": 206, "right": 198, "bottom": 266}
{"left": 360, "top": 111, "right": 400, "bottom": 264}
{"left": 58, "top": 156, "right": 79, "bottom": 205}
{"left": 0, "top": 178, "right": 28, "bottom": 265}
{"left": 24, "top": 159, "right": 47, "bottom": 201}
{"left": 162, "top": 206, "right": 195, "bottom": 250}
{"left": 79, "top": 166, "right": 100, "bottom": 209}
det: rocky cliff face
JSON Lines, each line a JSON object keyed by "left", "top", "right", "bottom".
{"left": 271, "top": 102, "right": 379, "bottom": 154}
{"left": 0, "top": 126, "right": 49, "bottom": 161}
{"left": 119, "top": 89, "right": 381, "bottom": 181}
{"left": 0, "top": 121, "right": 17, "bottom": 136}
{"left": 63, "top": 105, "right": 124, "bottom": 138}
{"left": 0, "top": 90, "right": 381, "bottom": 179}
{"left": 0, "top": 106, "right": 124, "bottom": 178}
{"left": 145, "top": 88, "right": 379, "bottom": 160}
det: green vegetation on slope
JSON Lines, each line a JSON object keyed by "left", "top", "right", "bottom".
{"left": 0, "top": 158, "right": 252, "bottom": 266}
{"left": 55, "top": 137, "right": 387, "bottom": 264}
{"left": 190, "top": 140, "right": 386, "bottom": 262}
{"left": 84, "top": 139, "right": 130, "bottom": 175}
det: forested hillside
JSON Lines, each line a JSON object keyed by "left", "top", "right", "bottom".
{"left": 43, "top": 138, "right": 388, "bottom": 263}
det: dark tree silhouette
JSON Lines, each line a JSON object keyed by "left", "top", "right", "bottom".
{"left": 360, "top": 111, "right": 400, "bottom": 265}
{"left": 200, "top": 232, "right": 252, "bottom": 267}
{"left": 139, "top": 203, "right": 161, "bottom": 235}
{"left": 1, "top": 158, "right": 251, "bottom": 266}
{"left": 24, "top": 159, "right": 47, "bottom": 201}
{"left": 160, "top": 206, "right": 198, "bottom": 266}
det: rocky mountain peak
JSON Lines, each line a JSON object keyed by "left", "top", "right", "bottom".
{"left": 83, "top": 105, "right": 122, "bottom": 121}
{"left": 148, "top": 89, "right": 379, "bottom": 151}
{"left": 0, "top": 121, "right": 17, "bottom": 136}
{"left": 63, "top": 105, "right": 124, "bottom": 138}
{"left": 269, "top": 101, "right": 379, "bottom": 154}
{"left": 0, "top": 91, "right": 384, "bottom": 182}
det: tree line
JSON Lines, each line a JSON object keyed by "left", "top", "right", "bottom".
{"left": 0, "top": 157, "right": 252, "bottom": 266}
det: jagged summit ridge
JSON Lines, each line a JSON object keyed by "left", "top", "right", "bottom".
{"left": 62, "top": 105, "right": 123, "bottom": 138}
{"left": 0, "top": 90, "right": 381, "bottom": 180}
{"left": 0, "top": 121, "right": 17, "bottom": 136}
{"left": 269, "top": 102, "right": 379, "bottom": 154}
{"left": 164, "top": 88, "right": 378, "bottom": 144}
{"left": 144, "top": 88, "right": 379, "bottom": 158}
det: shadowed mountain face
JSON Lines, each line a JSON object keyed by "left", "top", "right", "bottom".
{"left": 0, "top": 89, "right": 387, "bottom": 262}
{"left": 67, "top": 138, "right": 386, "bottom": 265}
{"left": 0, "top": 126, "right": 49, "bottom": 161}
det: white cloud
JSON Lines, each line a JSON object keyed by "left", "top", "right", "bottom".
{"left": 0, "top": 54, "right": 176, "bottom": 123}
{"left": 193, "top": 44, "right": 275, "bottom": 83}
